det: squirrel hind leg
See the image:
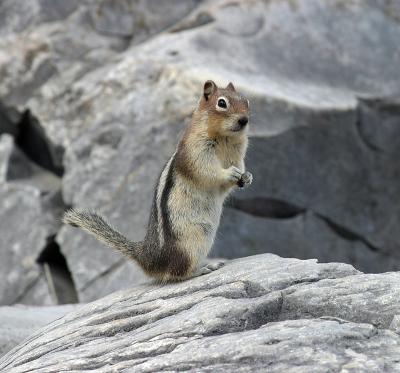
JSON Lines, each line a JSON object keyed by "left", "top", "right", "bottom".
{"left": 165, "top": 252, "right": 193, "bottom": 282}
{"left": 141, "top": 243, "right": 193, "bottom": 283}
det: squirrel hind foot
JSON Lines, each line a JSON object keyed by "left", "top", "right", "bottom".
{"left": 191, "top": 260, "right": 226, "bottom": 278}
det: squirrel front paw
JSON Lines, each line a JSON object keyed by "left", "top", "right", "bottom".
{"left": 237, "top": 171, "right": 253, "bottom": 188}
{"left": 224, "top": 166, "right": 242, "bottom": 184}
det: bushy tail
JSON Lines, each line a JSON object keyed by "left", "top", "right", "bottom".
{"left": 63, "top": 209, "right": 141, "bottom": 259}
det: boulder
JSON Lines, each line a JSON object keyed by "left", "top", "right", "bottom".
{"left": 1, "top": 0, "right": 400, "bottom": 305}
{"left": 213, "top": 208, "right": 400, "bottom": 273}
{"left": 1, "top": 254, "right": 400, "bottom": 372}
{"left": 230, "top": 96, "right": 400, "bottom": 271}
{"left": 0, "top": 304, "right": 77, "bottom": 356}
{"left": 0, "top": 0, "right": 201, "bottom": 108}
{"left": 52, "top": 0, "right": 400, "bottom": 301}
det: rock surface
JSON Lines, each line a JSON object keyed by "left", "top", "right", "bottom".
{"left": 0, "top": 134, "right": 76, "bottom": 305}
{"left": 54, "top": 0, "right": 400, "bottom": 302}
{"left": 2, "top": 254, "right": 400, "bottom": 372}
{"left": 0, "top": 179, "right": 53, "bottom": 306}
{"left": 0, "top": 304, "right": 77, "bottom": 356}
{"left": 1, "top": 0, "right": 400, "bottom": 306}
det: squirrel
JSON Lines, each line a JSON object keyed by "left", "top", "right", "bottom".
{"left": 63, "top": 80, "right": 252, "bottom": 282}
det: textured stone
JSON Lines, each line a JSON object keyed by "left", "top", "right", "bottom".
{"left": 0, "top": 135, "right": 67, "bottom": 306}
{"left": 90, "top": 0, "right": 200, "bottom": 40}
{"left": 0, "top": 135, "right": 13, "bottom": 182}
{"left": 2, "top": 0, "right": 400, "bottom": 305}
{"left": 239, "top": 98, "right": 400, "bottom": 264}
{"left": 213, "top": 208, "right": 400, "bottom": 273}
{"left": 0, "top": 133, "right": 61, "bottom": 192}
{"left": 0, "top": 0, "right": 201, "bottom": 108}
{"left": 0, "top": 304, "right": 77, "bottom": 357}
{"left": 25, "top": 0, "right": 398, "bottom": 300}
{"left": 0, "top": 182, "right": 52, "bottom": 305}
{"left": 55, "top": 71, "right": 198, "bottom": 302}
{"left": 2, "top": 255, "right": 400, "bottom": 372}
{"left": 0, "top": 103, "right": 20, "bottom": 136}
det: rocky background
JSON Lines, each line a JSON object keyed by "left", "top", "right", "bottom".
{"left": 1, "top": 0, "right": 400, "bottom": 309}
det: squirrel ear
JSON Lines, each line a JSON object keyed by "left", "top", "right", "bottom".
{"left": 226, "top": 82, "right": 236, "bottom": 92}
{"left": 203, "top": 80, "right": 217, "bottom": 101}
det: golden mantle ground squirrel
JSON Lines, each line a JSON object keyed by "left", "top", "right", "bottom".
{"left": 63, "top": 80, "right": 252, "bottom": 282}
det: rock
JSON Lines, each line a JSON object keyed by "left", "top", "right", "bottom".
{"left": 27, "top": 0, "right": 400, "bottom": 300}
{"left": 0, "top": 102, "right": 20, "bottom": 136}
{"left": 2, "top": 254, "right": 400, "bottom": 372}
{"left": 0, "top": 0, "right": 201, "bottom": 108}
{"left": 0, "top": 135, "right": 13, "bottom": 182}
{"left": 0, "top": 182, "right": 52, "bottom": 306}
{"left": 0, "top": 135, "right": 76, "bottom": 306}
{"left": 2, "top": 0, "right": 400, "bottom": 305}
{"left": 0, "top": 304, "right": 77, "bottom": 357}
{"left": 213, "top": 208, "right": 400, "bottom": 273}
{"left": 0, "top": 133, "right": 61, "bottom": 192}
{"left": 90, "top": 0, "right": 200, "bottom": 41}
{"left": 238, "top": 97, "right": 400, "bottom": 268}
{"left": 48, "top": 63, "right": 200, "bottom": 302}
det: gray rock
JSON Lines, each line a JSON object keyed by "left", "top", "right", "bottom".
{"left": 280, "top": 272, "right": 400, "bottom": 329}
{"left": 0, "top": 103, "right": 20, "bottom": 136}
{"left": 90, "top": 0, "right": 135, "bottom": 37}
{"left": 0, "top": 0, "right": 79, "bottom": 36}
{"left": 23, "top": 0, "right": 399, "bottom": 300}
{"left": 390, "top": 315, "right": 400, "bottom": 334}
{"left": 0, "top": 133, "right": 61, "bottom": 192}
{"left": 213, "top": 208, "right": 400, "bottom": 273}
{"left": 0, "top": 135, "right": 13, "bottom": 182}
{"left": 89, "top": 0, "right": 200, "bottom": 40}
{"left": 0, "top": 304, "right": 77, "bottom": 356}
{"left": 27, "top": 0, "right": 400, "bottom": 148}
{"left": 0, "top": 182, "right": 52, "bottom": 305}
{"left": 239, "top": 97, "right": 400, "bottom": 266}
{"left": 0, "top": 182, "right": 75, "bottom": 306}
{"left": 0, "top": 0, "right": 201, "bottom": 108}
{"left": 2, "top": 0, "right": 400, "bottom": 305}
{"left": 0, "top": 135, "right": 73, "bottom": 305}
{"left": 55, "top": 73, "right": 198, "bottom": 302}
{"left": 2, "top": 254, "right": 400, "bottom": 372}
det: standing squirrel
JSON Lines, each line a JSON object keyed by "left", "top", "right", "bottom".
{"left": 63, "top": 80, "right": 252, "bottom": 282}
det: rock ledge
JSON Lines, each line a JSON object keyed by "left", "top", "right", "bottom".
{"left": 1, "top": 254, "right": 400, "bottom": 372}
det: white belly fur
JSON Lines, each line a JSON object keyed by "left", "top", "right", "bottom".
{"left": 168, "top": 175, "right": 225, "bottom": 267}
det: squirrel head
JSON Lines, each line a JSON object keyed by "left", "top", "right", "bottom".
{"left": 197, "top": 80, "right": 250, "bottom": 138}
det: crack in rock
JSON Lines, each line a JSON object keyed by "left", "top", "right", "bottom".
{"left": 169, "top": 11, "right": 215, "bottom": 33}
{"left": 227, "top": 197, "right": 306, "bottom": 219}
{"left": 355, "top": 106, "right": 381, "bottom": 153}
{"left": 227, "top": 193, "right": 388, "bottom": 264}
{"left": 9, "top": 274, "right": 43, "bottom": 305}
{"left": 315, "top": 213, "right": 382, "bottom": 254}
{"left": 78, "top": 258, "right": 126, "bottom": 293}
{"left": 36, "top": 236, "right": 79, "bottom": 305}
{"left": 15, "top": 110, "right": 64, "bottom": 177}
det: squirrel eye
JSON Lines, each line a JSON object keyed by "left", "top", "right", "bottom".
{"left": 217, "top": 98, "right": 227, "bottom": 109}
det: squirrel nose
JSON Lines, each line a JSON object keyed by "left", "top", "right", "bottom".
{"left": 238, "top": 116, "right": 248, "bottom": 128}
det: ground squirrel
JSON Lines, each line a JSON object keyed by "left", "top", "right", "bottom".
{"left": 63, "top": 80, "right": 252, "bottom": 282}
